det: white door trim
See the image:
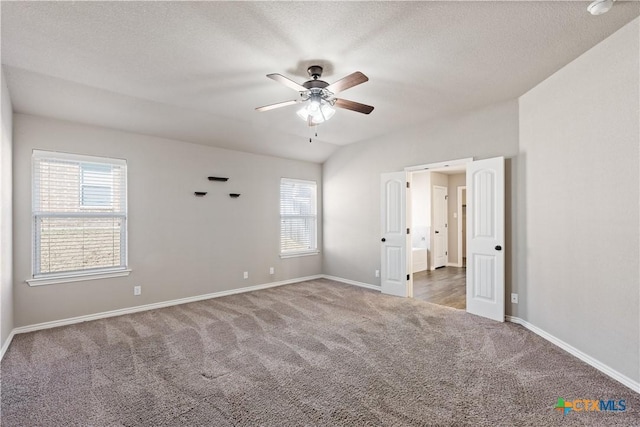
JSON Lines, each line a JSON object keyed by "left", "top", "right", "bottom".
{"left": 405, "top": 158, "right": 473, "bottom": 172}
{"left": 456, "top": 185, "right": 466, "bottom": 268}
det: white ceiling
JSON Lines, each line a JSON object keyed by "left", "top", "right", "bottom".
{"left": 2, "top": 1, "right": 638, "bottom": 163}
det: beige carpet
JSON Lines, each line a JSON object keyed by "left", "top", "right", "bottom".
{"left": 1, "top": 279, "right": 638, "bottom": 426}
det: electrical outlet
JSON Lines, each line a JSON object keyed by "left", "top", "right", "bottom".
{"left": 375, "top": 269, "right": 380, "bottom": 278}
{"left": 511, "top": 293, "right": 518, "bottom": 304}
{"left": 134, "top": 286, "right": 141, "bottom": 296}
{"left": 243, "top": 271, "right": 249, "bottom": 279}
{"left": 269, "top": 267, "right": 275, "bottom": 275}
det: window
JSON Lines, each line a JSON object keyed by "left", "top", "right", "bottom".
{"left": 280, "top": 178, "right": 318, "bottom": 256}
{"left": 32, "top": 150, "right": 128, "bottom": 281}
{"left": 81, "top": 163, "right": 114, "bottom": 208}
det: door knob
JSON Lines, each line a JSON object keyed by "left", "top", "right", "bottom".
{"left": 495, "top": 245, "right": 502, "bottom": 251}
{"left": 381, "top": 238, "right": 386, "bottom": 242}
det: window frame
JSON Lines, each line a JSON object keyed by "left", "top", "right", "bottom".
{"left": 28, "top": 150, "right": 130, "bottom": 286}
{"left": 279, "top": 177, "right": 319, "bottom": 258}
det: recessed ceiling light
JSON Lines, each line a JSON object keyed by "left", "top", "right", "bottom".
{"left": 587, "top": 0, "right": 615, "bottom": 16}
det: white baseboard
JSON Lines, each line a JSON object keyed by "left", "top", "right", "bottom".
{"left": 0, "top": 330, "right": 15, "bottom": 360}
{"left": 322, "top": 275, "right": 381, "bottom": 291}
{"left": 447, "top": 262, "right": 462, "bottom": 267}
{"left": 9, "top": 275, "right": 323, "bottom": 337}
{"left": 506, "top": 315, "right": 640, "bottom": 394}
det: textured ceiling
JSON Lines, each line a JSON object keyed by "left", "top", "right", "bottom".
{"left": 2, "top": 1, "right": 638, "bottom": 163}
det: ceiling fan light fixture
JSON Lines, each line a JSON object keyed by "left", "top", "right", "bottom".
{"left": 296, "top": 106, "right": 310, "bottom": 121}
{"left": 587, "top": 0, "right": 614, "bottom": 15}
{"left": 296, "top": 100, "right": 335, "bottom": 124}
{"left": 308, "top": 99, "right": 321, "bottom": 113}
{"left": 320, "top": 103, "right": 336, "bottom": 121}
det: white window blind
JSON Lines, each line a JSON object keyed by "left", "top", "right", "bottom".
{"left": 280, "top": 178, "right": 317, "bottom": 256}
{"left": 32, "top": 150, "right": 127, "bottom": 278}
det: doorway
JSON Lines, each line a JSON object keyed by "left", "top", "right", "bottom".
{"left": 413, "top": 268, "right": 466, "bottom": 309}
{"left": 408, "top": 165, "right": 467, "bottom": 309}
{"left": 381, "top": 156, "right": 505, "bottom": 322}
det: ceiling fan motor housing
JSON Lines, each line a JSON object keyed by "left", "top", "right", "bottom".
{"left": 302, "top": 80, "right": 329, "bottom": 90}
{"left": 307, "top": 65, "right": 323, "bottom": 79}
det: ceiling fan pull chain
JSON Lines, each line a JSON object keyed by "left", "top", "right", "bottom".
{"left": 308, "top": 126, "right": 319, "bottom": 143}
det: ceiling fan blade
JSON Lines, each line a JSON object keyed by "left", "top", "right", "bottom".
{"left": 326, "top": 71, "right": 369, "bottom": 94}
{"left": 255, "top": 100, "right": 299, "bottom": 112}
{"left": 267, "top": 73, "right": 307, "bottom": 92}
{"left": 334, "top": 98, "right": 374, "bottom": 114}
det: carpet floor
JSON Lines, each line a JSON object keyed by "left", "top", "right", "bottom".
{"left": 1, "top": 279, "right": 638, "bottom": 426}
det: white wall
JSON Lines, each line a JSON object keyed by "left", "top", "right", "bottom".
{"left": 1, "top": 69, "right": 14, "bottom": 349}
{"left": 323, "top": 99, "right": 519, "bottom": 310}
{"left": 410, "top": 171, "right": 430, "bottom": 250}
{"left": 519, "top": 18, "right": 639, "bottom": 383}
{"left": 12, "top": 114, "right": 322, "bottom": 327}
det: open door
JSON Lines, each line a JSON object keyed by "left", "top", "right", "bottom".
{"left": 466, "top": 157, "right": 505, "bottom": 322}
{"left": 380, "top": 171, "right": 409, "bottom": 297}
{"left": 432, "top": 185, "right": 448, "bottom": 269}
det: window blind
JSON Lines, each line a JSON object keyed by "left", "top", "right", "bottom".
{"left": 280, "top": 178, "right": 317, "bottom": 255}
{"left": 32, "top": 150, "right": 128, "bottom": 277}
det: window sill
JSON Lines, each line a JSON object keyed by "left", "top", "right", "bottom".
{"left": 280, "top": 251, "right": 320, "bottom": 259}
{"left": 27, "top": 269, "right": 132, "bottom": 287}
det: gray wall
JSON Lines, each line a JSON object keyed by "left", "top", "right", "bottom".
{"left": 322, "top": 99, "right": 519, "bottom": 315}
{"left": 1, "top": 69, "right": 14, "bottom": 348}
{"left": 13, "top": 114, "right": 322, "bottom": 327}
{"left": 519, "top": 18, "right": 639, "bottom": 382}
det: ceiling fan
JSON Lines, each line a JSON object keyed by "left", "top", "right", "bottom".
{"left": 256, "top": 65, "right": 374, "bottom": 126}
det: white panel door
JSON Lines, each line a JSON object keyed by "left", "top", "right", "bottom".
{"left": 380, "top": 172, "right": 409, "bottom": 297}
{"left": 466, "top": 157, "right": 505, "bottom": 322}
{"left": 432, "top": 185, "right": 448, "bottom": 269}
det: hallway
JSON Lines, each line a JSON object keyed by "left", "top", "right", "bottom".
{"left": 413, "top": 267, "right": 466, "bottom": 310}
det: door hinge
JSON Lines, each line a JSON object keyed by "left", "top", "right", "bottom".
{"left": 445, "top": 251, "right": 448, "bottom": 256}
{"left": 407, "top": 274, "right": 410, "bottom": 280}
{"left": 407, "top": 228, "right": 410, "bottom": 234}
{"left": 445, "top": 195, "right": 448, "bottom": 200}
{"left": 406, "top": 182, "right": 410, "bottom": 188}
{"left": 445, "top": 223, "right": 448, "bottom": 228}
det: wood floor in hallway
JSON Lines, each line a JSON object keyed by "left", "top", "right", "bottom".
{"left": 413, "top": 267, "right": 466, "bottom": 309}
